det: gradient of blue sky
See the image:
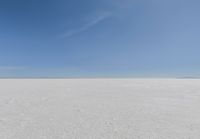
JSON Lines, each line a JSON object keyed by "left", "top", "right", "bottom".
{"left": 0, "top": 0, "right": 200, "bottom": 77}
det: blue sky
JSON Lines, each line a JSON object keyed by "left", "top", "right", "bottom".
{"left": 0, "top": 0, "right": 200, "bottom": 77}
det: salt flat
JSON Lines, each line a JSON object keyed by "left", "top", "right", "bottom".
{"left": 0, "top": 79, "right": 200, "bottom": 139}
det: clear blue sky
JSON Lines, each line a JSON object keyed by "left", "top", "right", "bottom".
{"left": 0, "top": 0, "right": 200, "bottom": 77}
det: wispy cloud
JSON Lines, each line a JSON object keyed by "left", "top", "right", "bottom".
{"left": 61, "top": 12, "right": 112, "bottom": 38}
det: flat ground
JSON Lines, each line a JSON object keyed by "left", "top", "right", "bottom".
{"left": 0, "top": 79, "right": 200, "bottom": 139}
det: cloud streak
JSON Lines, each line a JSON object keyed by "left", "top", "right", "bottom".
{"left": 61, "top": 12, "right": 112, "bottom": 38}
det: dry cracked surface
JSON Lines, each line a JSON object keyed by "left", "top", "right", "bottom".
{"left": 0, "top": 79, "right": 200, "bottom": 139}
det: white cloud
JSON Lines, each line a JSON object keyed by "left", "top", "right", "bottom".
{"left": 61, "top": 12, "right": 112, "bottom": 38}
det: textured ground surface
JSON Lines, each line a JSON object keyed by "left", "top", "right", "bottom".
{"left": 0, "top": 79, "right": 200, "bottom": 139}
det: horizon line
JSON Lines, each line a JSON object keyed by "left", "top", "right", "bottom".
{"left": 0, "top": 76, "right": 199, "bottom": 79}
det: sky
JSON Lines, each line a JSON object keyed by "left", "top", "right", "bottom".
{"left": 0, "top": 0, "right": 200, "bottom": 77}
